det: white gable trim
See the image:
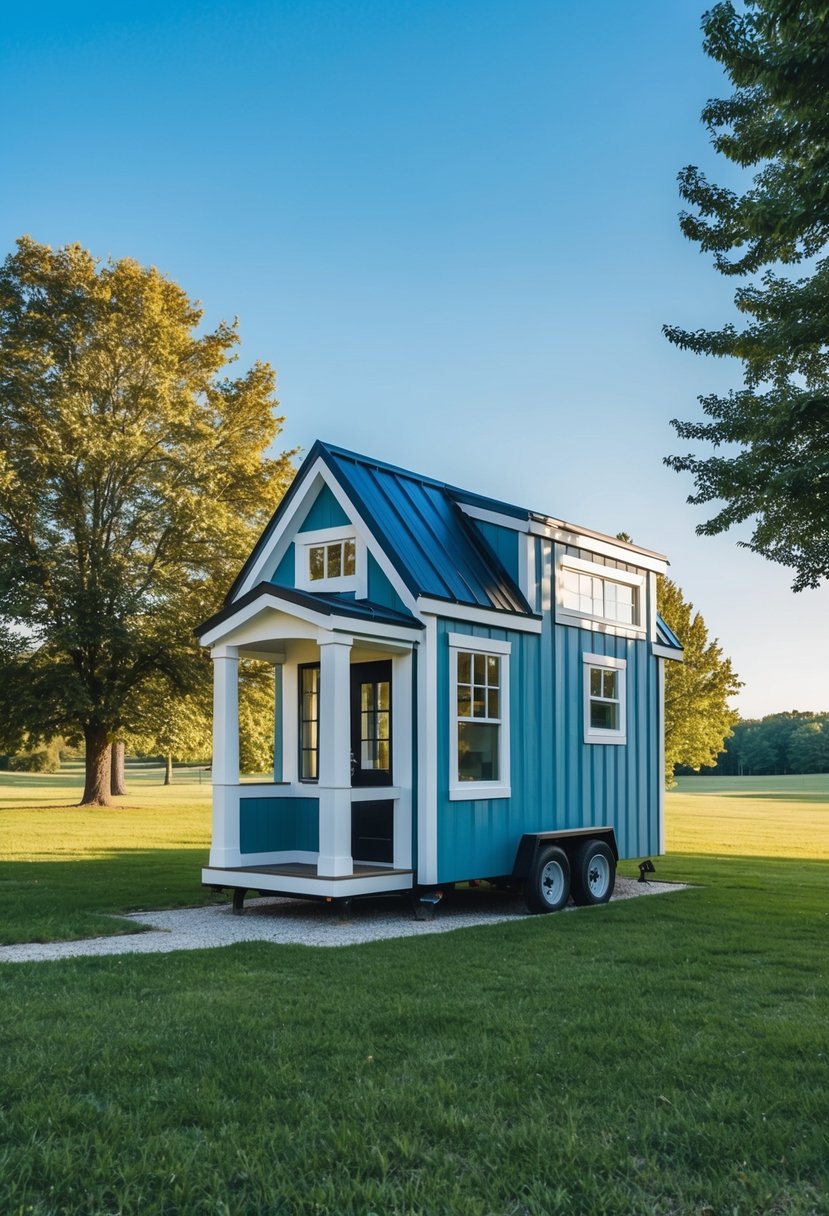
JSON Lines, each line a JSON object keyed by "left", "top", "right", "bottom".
{"left": 200, "top": 589, "right": 424, "bottom": 650}
{"left": 234, "top": 456, "right": 419, "bottom": 615}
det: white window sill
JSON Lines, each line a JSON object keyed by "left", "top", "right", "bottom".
{"left": 558, "top": 606, "right": 646, "bottom": 635}
{"left": 584, "top": 732, "right": 627, "bottom": 746}
{"left": 449, "top": 783, "right": 511, "bottom": 802}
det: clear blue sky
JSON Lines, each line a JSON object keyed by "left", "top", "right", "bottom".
{"left": 2, "top": 0, "right": 824, "bottom": 718}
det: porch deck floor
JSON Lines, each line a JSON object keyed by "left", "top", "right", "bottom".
{"left": 209, "top": 862, "right": 413, "bottom": 881}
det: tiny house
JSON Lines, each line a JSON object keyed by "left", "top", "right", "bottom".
{"left": 197, "top": 442, "right": 683, "bottom": 915}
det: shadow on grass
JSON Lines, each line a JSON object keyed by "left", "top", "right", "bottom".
{"left": 705, "top": 790, "right": 829, "bottom": 803}
{"left": 0, "top": 848, "right": 223, "bottom": 946}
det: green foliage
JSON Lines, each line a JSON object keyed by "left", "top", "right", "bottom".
{"left": 238, "top": 660, "right": 276, "bottom": 774}
{"left": 0, "top": 237, "right": 294, "bottom": 800}
{"left": 6, "top": 737, "right": 63, "bottom": 773}
{"left": 125, "top": 657, "right": 275, "bottom": 774}
{"left": 658, "top": 576, "right": 741, "bottom": 783}
{"left": 716, "top": 710, "right": 829, "bottom": 774}
{"left": 665, "top": 2, "right": 829, "bottom": 590}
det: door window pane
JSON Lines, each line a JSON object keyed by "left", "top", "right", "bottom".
{"left": 358, "top": 679, "right": 391, "bottom": 772}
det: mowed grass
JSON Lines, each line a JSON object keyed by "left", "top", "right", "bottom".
{"left": 668, "top": 773, "right": 829, "bottom": 859}
{"left": 0, "top": 773, "right": 827, "bottom": 1215}
{"left": 0, "top": 764, "right": 217, "bottom": 944}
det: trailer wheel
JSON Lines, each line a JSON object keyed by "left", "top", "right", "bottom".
{"left": 570, "top": 839, "right": 615, "bottom": 906}
{"left": 524, "top": 845, "right": 570, "bottom": 914}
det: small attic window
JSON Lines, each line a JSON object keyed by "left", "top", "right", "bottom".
{"left": 309, "top": 539, "right": 356, "bottom": 581}
{"left": 295, "top": 526, "right": 362, "bottom": 593}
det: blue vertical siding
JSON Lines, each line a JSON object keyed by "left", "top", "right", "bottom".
{"left": 434, "top": 540, "right": 660, "bottom": 883}
{"left": 271, "top": 545, "right": 295, "bottom": 587}
{"left": 473, "top": 521, "right": 520, "bottom": 585}
{"left": 367, "top": 552, "right": 409, "bottom": 612}
{"left": 301, "top": 484, "right": 350, "bottom": 531}
{"left": 240, "top": 797, "right": 320, "bottom": 853}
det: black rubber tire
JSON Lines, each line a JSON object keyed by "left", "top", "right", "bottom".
{"left": 570, "top": 839, "right": 616, "bottom": 906}
{"left": 523, "top": 845, "right": 571, "bottom": 914}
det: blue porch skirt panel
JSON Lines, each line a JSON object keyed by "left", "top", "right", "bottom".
{"left": 239, "top": 797, "right": 320, "bottom": 855}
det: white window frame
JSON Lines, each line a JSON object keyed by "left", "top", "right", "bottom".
{"left": 294, "top": 526, "right": 366, "bottom": 595}
{"left": 448, "top": 633, "right": 511, "bottom": 801}
{"left": 583, "top": 653, "right": 627, "bottom": 745}
{"left": 558, "top": 554, "right": 645, "bottom": 635}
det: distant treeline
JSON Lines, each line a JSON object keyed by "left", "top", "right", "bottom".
{"left": 679, "top": 711, "right": 829, "bottom": 777}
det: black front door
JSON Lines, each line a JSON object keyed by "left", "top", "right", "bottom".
{"left": 350, "top": 661, "right": 392, "bottom": 787}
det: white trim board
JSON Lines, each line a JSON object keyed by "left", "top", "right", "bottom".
{"left": 201, "top": 867, "right": 414, "bottom": 898}
{"left": 418, "top": 598, "right": 542, "bottom": 634}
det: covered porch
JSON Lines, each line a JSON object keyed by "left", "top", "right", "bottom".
{"left": 198, "top": 585, "right": 422, "bottom": 898}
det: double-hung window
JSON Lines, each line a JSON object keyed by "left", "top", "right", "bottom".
{"left": 583, "top": 653, "right": 627, "bottom": 745}
{"left": 448, "top": 634, "right": 511, "bottom": 800}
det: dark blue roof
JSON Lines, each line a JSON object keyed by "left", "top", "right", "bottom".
{"left": 227, "top": 441, "right": 535, "bottom": 616}
{"left": 322, "top": 445, "right": 532, "bottom": 614}
{"left": 656, "top": 615, "right": 683, "bottom": 652}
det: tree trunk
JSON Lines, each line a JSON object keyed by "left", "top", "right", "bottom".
{"left": 164, "top": 754, "right": 173, "bottom": 785}
{"left": 110, "top": 741, "right": 127, "bottom": 796}
{"left": 80, "top": 724, "right": 113, "bottom": 806}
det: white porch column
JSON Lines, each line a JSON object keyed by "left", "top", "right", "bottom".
{"left": 210, "top": 645, "right": 239, "bottom": 866}
{"left": 317, "top": 633, "right": 353, "bottom": 877}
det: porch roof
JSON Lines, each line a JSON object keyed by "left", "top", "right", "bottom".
{"left": 196, "top": 580, "right": 424, "bottom": 640}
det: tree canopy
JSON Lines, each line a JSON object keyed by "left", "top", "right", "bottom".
{"left": 664, "top": 1, "right": 829, "bottom": 591}
{"left": 0, "top": 237, "right": 294, "bottom": 804}
{"left": 658, "top": 575, "right": 742, "bottom": 783}
{"left": 709, "top": 709, "right": 829, "bottom": 775}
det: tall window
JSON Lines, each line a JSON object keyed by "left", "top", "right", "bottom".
{"left": 299, "top": 663, "right": 320, "bottom": 780}
{"left": 583, "top": 653, "right": 627, "bottom": 745}
{"left": 448, "top": 635, "right": 511, "bottom": 800}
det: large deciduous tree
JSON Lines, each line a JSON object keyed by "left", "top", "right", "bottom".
{"left": 664, "top": 1, "right": 829, "bottom": 590}
{"left": 658, "top": 576, "right": 742, "bottom": 783}
{"left": 0, "top": 237, "right": 294, "bottom": 805}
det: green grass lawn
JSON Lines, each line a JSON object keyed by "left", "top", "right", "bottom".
{"left": 0, "top": 764, "right": 217, "bottom": 944}
{"left": 1, "top": 773, "right": 827, "bottom": 1215}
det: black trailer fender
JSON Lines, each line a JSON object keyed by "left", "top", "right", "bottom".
{"left": 511, "top": 827, "right": 618, "bottom": 880}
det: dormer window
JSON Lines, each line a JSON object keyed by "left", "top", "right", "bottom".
{"left": 309, "top": 538, "right": 356, "bottom": 581}
{"left": 557, "top": 555, "right": 645, "bottom": 633}
{"left": 295, "top": 526, "right": 362, "bottom": 593}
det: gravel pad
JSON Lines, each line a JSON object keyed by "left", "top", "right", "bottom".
{"left": 0, "top": 878, "right": 687, "bottom": 964}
